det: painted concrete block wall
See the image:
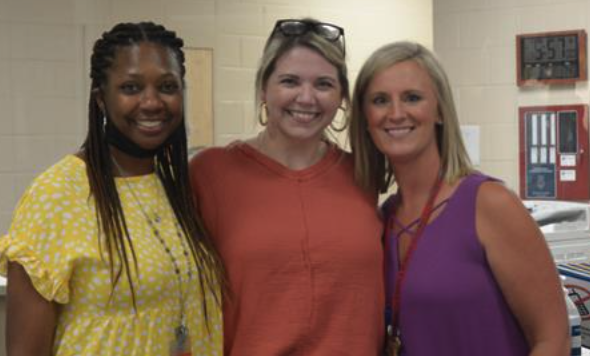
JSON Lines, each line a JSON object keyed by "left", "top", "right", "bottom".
{"left": 0, "top": 0, "right": 87, "bottom": 237}
{"left": 0, "top": 0, "right": 432, "bottom": 235}
{"left": 206, "top": 0, "right": 433, "bottom": 146}
{"left": 434, "top": 0, "right": 590, "bottom": 191}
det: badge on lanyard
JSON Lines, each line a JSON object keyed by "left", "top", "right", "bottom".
{"left": 384, "top": 326, "right": 402, "bottom": 356}
{"left": 170, "top": 325, "right": 192, "bottom": 356}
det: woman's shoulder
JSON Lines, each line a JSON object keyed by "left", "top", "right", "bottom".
{"left": 25, "top": 155, "right": 88, "bottom": 199}
{"left": 190, "top": 142, "right": 245, "bottom": 167}
{"left": 8, "top": 155, "right": 91, "bottom": 256}
{"left": 327, "top": 143, "right": 353, "bottom": 167}
{"left": 461, "top": 171, "right": 501, "bottom": 185}
{"left": 475, "top": 177, "right": 523, "bottom": 220}
{"left": 449, "top": 171, "right": 503, "bottom": 199}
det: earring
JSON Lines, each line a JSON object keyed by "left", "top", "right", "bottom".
{"left": 258, "top": 102, "right": 268, "bottom": 126}
{"left": 436, "top": 114, "right": 443, "bottom": 125}
{"left": 102, "top": 115, "right": 107, "bottom": 133}
{"left": 329, "top": 106, "right": 348, "bottom": 132}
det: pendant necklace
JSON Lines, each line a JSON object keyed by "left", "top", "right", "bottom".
{"left": 112, "top": 158, "right": 194, "bottom": 356}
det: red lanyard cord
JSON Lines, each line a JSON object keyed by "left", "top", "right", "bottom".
{"left": 384, "top": 177, "right": 444, "bottom": 338}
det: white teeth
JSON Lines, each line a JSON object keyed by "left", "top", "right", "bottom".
{"left": 137, "top": 121, "right": 162, "bottom": 129}
{"left": 385, "top": 127, "right": 412, "bottom": 138}
{"left": 290, "top": 110, "right": 317, "bottom": 121}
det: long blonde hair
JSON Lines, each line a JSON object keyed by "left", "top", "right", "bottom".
{"left": 349, "top": 41, "right": 473, "bottom": 197}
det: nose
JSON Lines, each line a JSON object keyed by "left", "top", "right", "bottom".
{"left": 140, "top": 87, "right": 164, "bottom": 112}
{"left": 387, "top": 100, "right": 405, "bottom": 121}
{"left": 295, "top": 84, "right": 316, "bottom": 105}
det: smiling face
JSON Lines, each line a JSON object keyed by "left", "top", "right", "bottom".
{"left": 98, "top": 42, "right": 183, "bottom": 152}
{"left": 261, "top": 46, "right": 342, "bottom": 144}
{"left": 363, "top": 60, "right": 441, "bottom": 165}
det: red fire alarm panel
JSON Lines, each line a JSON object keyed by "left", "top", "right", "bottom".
{"left": 519, "top": 105, "right": 589, "bottom": 200}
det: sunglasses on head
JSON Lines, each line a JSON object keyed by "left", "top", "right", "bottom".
{"left": 272, "top": 19, "right": 346, "bottom": 55}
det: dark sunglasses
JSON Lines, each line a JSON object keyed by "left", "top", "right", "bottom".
{"left": 272, "top": 19, "right": 346, "bottom": 55}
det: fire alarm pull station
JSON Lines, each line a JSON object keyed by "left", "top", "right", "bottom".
{"left": 519, "top": 105, "right": 589, "bottom": 200}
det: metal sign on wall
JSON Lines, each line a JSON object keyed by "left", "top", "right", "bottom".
{"left": 519, "top": 105, "right": 589, "bottom": 201}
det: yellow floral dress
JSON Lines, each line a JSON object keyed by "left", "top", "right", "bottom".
{"left": 0, "top": 155, "right": 222, "bottom": 355}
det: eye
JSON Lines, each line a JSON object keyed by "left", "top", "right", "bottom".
{"left": 316, "top": 79, "right": 336, "bottom": 90}
{"left": 120, "top": 82, "right": 141, "bottom": 94}
{"left": 370, "top": 94, "right": 390, "bottom": 106}
{"left": 279, "top": 77, "right": 298, "bottom": 87}
{"left": 160, "top": 81, "right": 180, "bottom": 94}
{"left": 404, "top": 92, "right": 422, "bottom": 103}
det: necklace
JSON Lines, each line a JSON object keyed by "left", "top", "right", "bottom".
{"left": 111, "top": 157, "right": 193, "bottom": 355}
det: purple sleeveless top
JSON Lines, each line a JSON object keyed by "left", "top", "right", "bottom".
{"left": 385, "top": 173, "right": 529, "bottom": 356}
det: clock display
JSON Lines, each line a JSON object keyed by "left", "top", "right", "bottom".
{"left": 517, "top": 30, "right": 587, "bottom": 86}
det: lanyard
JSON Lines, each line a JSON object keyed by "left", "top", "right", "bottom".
{"left": 384, "top": 177, "right": 443, "bottom": 340}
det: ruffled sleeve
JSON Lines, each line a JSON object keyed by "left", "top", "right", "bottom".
{"left": 0, "top": 172, "right": 76, "bottom": 304}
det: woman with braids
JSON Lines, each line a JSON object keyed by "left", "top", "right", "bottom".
{"left": 0, "top": 22, "right": 224, "bottom": 355}
{"left": 190, "top": 18, "right": 383, "bottom": 355}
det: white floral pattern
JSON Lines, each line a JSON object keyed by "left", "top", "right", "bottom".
{"left": 0, "top": 155, "right": 222, "bottom": 356}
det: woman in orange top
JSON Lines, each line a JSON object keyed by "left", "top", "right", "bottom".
{"left": 190, "top": 18, "right": 384, "bottom": 356}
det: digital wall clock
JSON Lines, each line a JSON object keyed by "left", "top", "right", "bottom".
{"left": 516, "top": 30, "right": 587, "bottom": 86}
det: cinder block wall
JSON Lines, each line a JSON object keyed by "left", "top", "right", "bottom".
{"left": 434, "top": 0, "right": 590, "bottom": 190}
{"left": 0, "top": 0, "right": 432, "bottom": 234}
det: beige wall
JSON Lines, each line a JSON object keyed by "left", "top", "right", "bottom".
{"left": 0, "top": 1, "right": 432, "bottom": 352}
{"left": 0, "top": 0, "right": 432, "bottom": 234}
{"left": 434, "top": 0, "right": 590, "bottom": 190}
{"left": 11, "top": 0, "right": 585, "bottom": 263}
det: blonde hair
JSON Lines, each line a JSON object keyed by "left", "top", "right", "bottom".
{"left": 349, "top": 41, "right": 473, "bottom": 197}
{"left": 254, "top": 18, "right": 350, "bottom": 131}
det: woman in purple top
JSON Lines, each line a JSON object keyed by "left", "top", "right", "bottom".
{"left": 349, "top": 41, "right": 569, "bottom": 356}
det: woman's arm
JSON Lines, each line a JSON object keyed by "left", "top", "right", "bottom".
{"left": 476, "top": 182, "right": 569, "bottom": 356}
{"left": 6, "top": 262, "right": 57, "bottom": 356}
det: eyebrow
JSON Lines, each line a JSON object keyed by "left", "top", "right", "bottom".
{"left": 317, "top": 76, "right": 338, "bottom": 83}
{"left": 369, "top": 87, "right": 424, "bottom": 94}
{"left": 275, "top": 73, "right": 338, "bottom": 82}
{"left": 366, "top": 90, "right": 389, "bottom": 96}
{"left": 119, "top": 71, "right": 180, "bottom": 79}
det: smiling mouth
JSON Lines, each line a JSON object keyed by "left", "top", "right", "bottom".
{"left": 288, "top": 110, "right": 319, "bottom": 123}
{"left": 385, "top": 126, "right": 414, "bottom": 138}
{"left": 136, "top": 120, "right": 166, "bottom": 132}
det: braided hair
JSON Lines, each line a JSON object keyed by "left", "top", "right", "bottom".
{"left": 81, "top": 22, "right": 223, "bottom": 325}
